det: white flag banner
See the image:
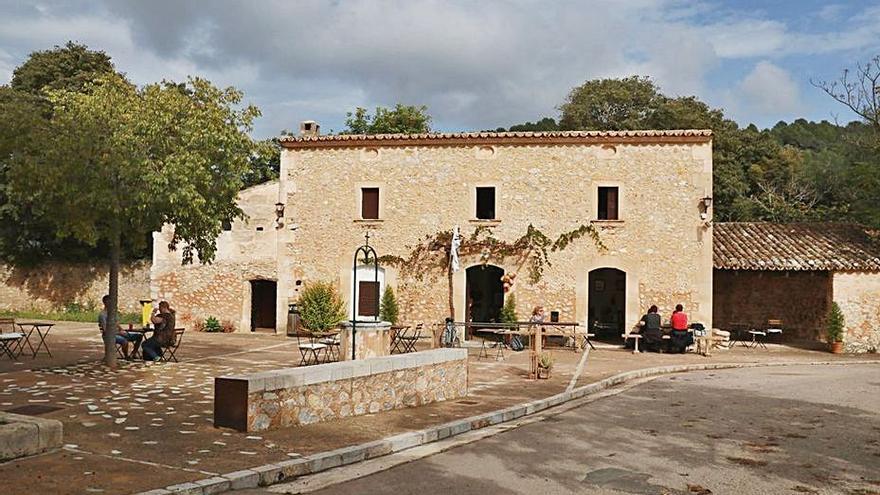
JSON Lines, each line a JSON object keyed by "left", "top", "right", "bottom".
{"left": 451, "top": 226, "right": 462, "bottom": 272}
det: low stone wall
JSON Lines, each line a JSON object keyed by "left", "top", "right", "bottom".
{"left": 0, "top": 412, "right": 63, "bottom": 461}
{"left": 214, "top": 348, "right": 468, "bottom": 432}
{"left": 0, "top": 261, "right": 150, "bottom": 313}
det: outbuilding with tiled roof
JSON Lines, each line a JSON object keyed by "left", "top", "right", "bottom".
{"left": 713, "top": 222, "right": 880, "bottom": 352}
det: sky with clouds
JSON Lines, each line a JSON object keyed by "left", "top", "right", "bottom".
{"left": 1, "top": 0, "right": 879, "bottom": 137}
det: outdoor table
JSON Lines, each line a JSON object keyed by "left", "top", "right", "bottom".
{"left": 15, "top": 322, "right": 55, "bottom": 358}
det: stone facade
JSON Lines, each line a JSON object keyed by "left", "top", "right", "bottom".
{"left": 0, "top": 261, "right": 149, "bottom": 313}
{"left": 152, "top": 181, "right": 282, "bottom": 331}
{"left": 833, "top": 272, "right": 880, "bottom": 353}
{"left": 713, "top": 269, "right": 832, "bottom": 340}
{"left": 153, "top": 131, "right": 714, "bottom": 335}
{"left": 214, "top": 349, "right": 468, "bottom": 431}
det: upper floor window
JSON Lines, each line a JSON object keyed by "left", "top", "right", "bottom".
{"left": 361, "top": 187, "right": 380, "bottom": 219}
{"left": 476, "top": 187, "right": 496, "bottom": 220}
{"left": 597, "top": 186, "right": 619, "bottom": 220}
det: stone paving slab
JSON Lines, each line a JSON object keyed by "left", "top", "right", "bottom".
{"left": 0, "top": 322, "right": 875, "bottom": 494}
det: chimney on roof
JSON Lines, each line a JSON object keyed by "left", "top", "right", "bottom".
{"left": 299, "top": 120, "right": 320, "bottom": 137}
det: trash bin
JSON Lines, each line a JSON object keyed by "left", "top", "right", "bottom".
{"left": 287, "top": 303, "right": 301, "bottom": 336}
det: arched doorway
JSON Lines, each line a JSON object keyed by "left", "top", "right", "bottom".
{"left": 588, "top": 268, "right": 626, "bottom": 340}
{"left": 466, "top": 265, "right": 504, "bottom": 337}
{"left": 250, "top": 280, "right": 277, "bottom": 332}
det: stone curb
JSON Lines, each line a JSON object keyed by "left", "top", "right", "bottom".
{"left": 137, "top": 359, "right": 879, "bottom": 495}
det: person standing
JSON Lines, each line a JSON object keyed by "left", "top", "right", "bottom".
{"left": 98, "top": 295, "right": 143, "bottom": 360}
{"left": 669, "top": 304, "right": 692, "bottom": 353}
{"left": 142, "top": 301, "right": 176, "bottom": 361}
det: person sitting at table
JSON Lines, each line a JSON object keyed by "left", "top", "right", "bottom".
{"left": 142, "top": 301, "right": 176, "bottom": 361}
{"left": 98, "top": 295, "right": 143, "bottom": 361}
{"left": 668, "top": 304, "right": 693, "bottom": 353}
{"left": 637, "top": 305, "right": 663, "bottom": 352}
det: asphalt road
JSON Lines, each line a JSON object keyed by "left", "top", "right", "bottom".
{"left": 262, "top": 364, "right": 880, "bottom": 495}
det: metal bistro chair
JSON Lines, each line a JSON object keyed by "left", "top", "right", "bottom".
{"left": 296, "top": 330, "right": 327, "bottom": 366}
{"left": 319, "top": 330, "right": 341, "bottom": 363}
{"left": 390, "top": 325, "right": 410, "bottom": 354}
{"left": 160, "top": 329, "right": 186, "bottom": 362}
{"left": 398, "top": 323, "right": 423, "bottom": 353}
{"left": 0, "top": 317, "right": 24, "bottom": 360}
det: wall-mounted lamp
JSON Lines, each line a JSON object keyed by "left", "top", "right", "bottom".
{"left": 699, "top": 196, "right": 713, "bottom": 222}
{"left": 480, "top": 248, "right": 490, "bottom": 268}
{"left": 275, "top": 202, "right": 285, "bottom": 219}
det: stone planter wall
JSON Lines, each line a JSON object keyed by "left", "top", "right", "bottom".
{"left": 214, "top": 348, "right": 468, "bottom": 432}
{"left": 0, "top": 412, "right": 63, "bottom": 461}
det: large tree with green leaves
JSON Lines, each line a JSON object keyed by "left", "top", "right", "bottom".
{"left": 1, "top": 42, "right": 122, "bottom": 264}
{"left": 5, "top": 74, "right": 259, "bottom": 367}
{"left": 344, "top": 104, "right": 432, "bottom": 134}
{"left": 555, "top": 76, "right": 833, "bottom": 223}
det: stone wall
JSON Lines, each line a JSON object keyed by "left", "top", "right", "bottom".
{"left": 713, "top": 269, "right": 832, "bottom": 340}
{"left": 214, "top": 348, "right": 468, "bottom": 432}
{"left": 151, "top": 181, "right": 282, "bottom": 332}
{"left": 0, "top": 261, "right": 150, "bottom": 313}
{"left": 833, "top": 272, "right": 880, "bottom": 353}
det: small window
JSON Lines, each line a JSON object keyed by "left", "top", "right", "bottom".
{"left": 221, "top": 220, "right": 232, "bottom": 231}
{"left": 476, "top": 187, "right": 496, "bottom": 220}
{"left": 597, "top": 187, "right": 619, "bottom": 220}
{"left": 361, "top": 187, "right": 379, "bottom": 219}
{"left": 357, "top": 281, "right": 380, "bottom": 317}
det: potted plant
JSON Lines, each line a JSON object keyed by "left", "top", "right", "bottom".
{"left": 379, "top": 286, "right": 399, "bottom": 325}
{"left": 299, "top": 281, "right": 347, "bottom": 333}
{"left": 826, "top": 302, "right": 845, "bottom": 354}
{"left": 537, "top": 352, "right": 553, "bottom": 379}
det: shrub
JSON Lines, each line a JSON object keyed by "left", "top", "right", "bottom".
{"left": 379, "top": 286, "right": 399, "bottom": 325}
{"left": 299, "top": 281, "right": 347, "bottom": 332}
{"left": 826, "top": 302, "right": 845, "bottom": 343}
{"left": 203, "top": 316, "right": 222, "bottom": 333}
{"left": 499, "top": 294, "right": 517, "bottom": 324}
{"left": 220, "top": 320, "right": 236, "bottom": 333}
{"left": 538, "top": 352, "right": 553, "bottom": 369}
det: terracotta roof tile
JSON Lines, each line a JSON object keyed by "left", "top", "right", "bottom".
{"left": 279, "top": 129, "right": 712, "bottom": 147}
{"left": 714, "top": 222, "right": 880, "bottom": 272}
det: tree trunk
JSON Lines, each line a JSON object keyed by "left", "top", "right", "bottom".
{"left": 103, "top": 232, "right": 121, "bottom": 368}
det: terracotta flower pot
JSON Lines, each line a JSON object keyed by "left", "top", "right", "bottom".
{"left": 829, "top": 341, "right": 844, "bottom": 354}
{"left": 537, "top": 367, "right": 551, "bottom": 379}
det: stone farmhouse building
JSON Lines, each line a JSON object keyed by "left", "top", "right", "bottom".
{"left": 151, "top": 124, "right": 715, "bottom": 341}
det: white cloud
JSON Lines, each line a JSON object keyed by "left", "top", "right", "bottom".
{"left": 0, "top": 0, "right": 876, "bottom": 134}
{"left": 724, "top": 61, "right": 805, "bottom": 122}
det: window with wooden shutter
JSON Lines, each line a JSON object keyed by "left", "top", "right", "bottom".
{"left": 361, "top": 188, "right": 379, "bottom": 219}
{"left": 597, "top": 186, "right": 619, "bottom": 220}
{"left": 475, "top": 187, "right": 496, "bottom": 220}
{"left": 357, "top": 281, "right": 380, "bottom": 317}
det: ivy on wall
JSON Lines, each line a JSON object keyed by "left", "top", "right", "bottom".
{"left": 373, "top": 224, "right": 606, "bottom": 318}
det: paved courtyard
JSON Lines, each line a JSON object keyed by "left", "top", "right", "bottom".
{"left": 286, "top": 364, "right": 880, "bottom": 495}
{"left": 0, "top": 322, "right": 875, "bottom": 494}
